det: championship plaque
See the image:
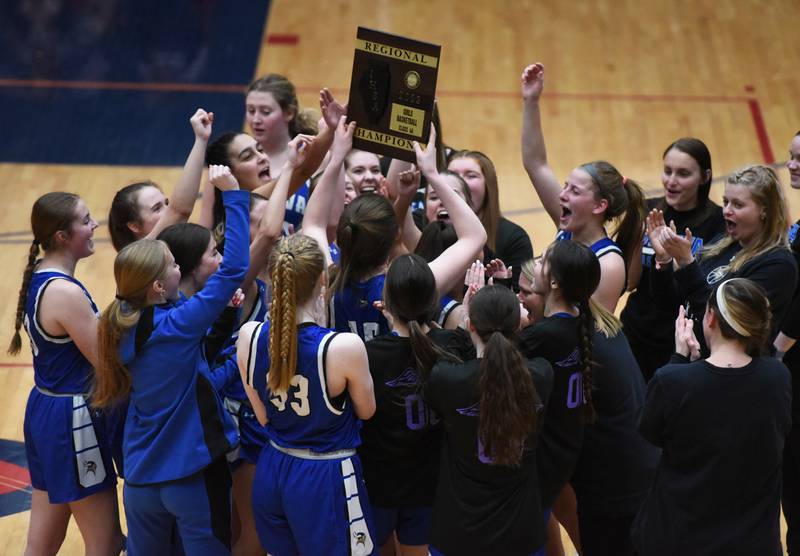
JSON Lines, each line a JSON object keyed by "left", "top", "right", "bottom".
{"left": 346, "top": 27, "right": 441, "bottom": 162}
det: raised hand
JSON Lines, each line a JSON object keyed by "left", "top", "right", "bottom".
{"left": 320, "top": 88, "right": 348, "bottom": 130}
{"left": 462, "top": 259, "right": 487, "bottom": 309}
{"left": 190, "top": 108, "right": 214, "bottom": 142}
{"left": 485, "top": 258, "right": 512, "bottom": 281}
{"left": 521, "top": 63, "right": 545, "bottom": 102}
{"left": 331, "top": 116, "right": 356, "bottom": 161}
{"left": 286, "top": 134, "right": 315, "bottom": 170}
{"left": 376, "top": 174, "right": 397, "bottom": 202}
{"left": 208, "top": 165, "right": 239, "bottom": 191}
{"left": 397, "top": 167, "right": 421, "bottom": 200}
{"left": 674, "top": 305, "right": 701, "bottom": 360}
{"left": 412, "top": 125, "right": 438, "bottom": 178}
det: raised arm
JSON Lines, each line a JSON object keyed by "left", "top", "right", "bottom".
{"left": 197, "top": 178, "right": 216, "bottom": 230}
{"left": 414, "top": 127, "right": 488, "bottom": 297}
{"left": 166, "top": 170, "right": 249, "bottom": 337}
{"left": 251, "top": 88, "right": 341, "bottom": 200}
{"left": 395, "top": 168, "right": 423, "bottom": 252}
{"left": 147, "top": 109, "right": 213, "bottom": 238}
{"left": 521, "top": 63, "right": 562, "bottom": 226}
{"left": 241, "top": 135, "right": 313, "bottom": 291}
{"left": 302, "top": 116, "right": 354, "bottom": 268}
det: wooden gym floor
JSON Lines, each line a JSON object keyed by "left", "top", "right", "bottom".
{"left": 1, "top": 0, "right": 799, "bottom": 553}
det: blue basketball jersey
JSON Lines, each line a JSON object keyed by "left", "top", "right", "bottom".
{"left": 243, "top": 322, "right": 362, "bottom": 453}
{"left": 556, "top": 230, "right": 623, "bottom": 259}
{"left": 219, "top": 279, "right": 270, "bottom": 405}
{"left": 329, "top": 242, "right": 341, "bottom": 265}
{"left": 437, "top": 295, "right": 460, "bottom": 327}
{"left": 331, "top": 274, "right": 388, "bottom": 341}
{"left": 283, "top": 181, "right": 310, "bottom": 231}
{"left": 24, "top": 269, "right": 99, "bottom": 393}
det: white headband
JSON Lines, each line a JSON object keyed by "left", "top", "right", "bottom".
{"left": 715, "top": 280, "right": 750, "bottom": 337}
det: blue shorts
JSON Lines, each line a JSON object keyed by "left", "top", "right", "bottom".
{"left": 24, "top": 387, "right": 117, "bottom": 503}
{"left": 252, "top": 442, "right": 375, "bottom": 556}
{"left": 124, "top": 457, "right": 231, "bottom": 556}
{"left": 372, "top": 506, "right": 432, "bottom": 546}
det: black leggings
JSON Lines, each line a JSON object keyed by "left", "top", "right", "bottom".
{"left": 578, "top": 508, "right": 636, "bottom": 556}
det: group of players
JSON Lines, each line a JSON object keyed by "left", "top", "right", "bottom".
{"left": 12, "top": 61, "right": 800, "bottom": 556}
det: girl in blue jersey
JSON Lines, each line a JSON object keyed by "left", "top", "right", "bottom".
{"left": 236, "top": 232, "right": 377, "bottom": 556}
{"left": 243, "top": 76, "right": 335, "bottom": 230}
{"left": 94, "top": 174, "right": 249, "bottom": 555}
{"left": 521, "top": 62, "right": 646, "bottom": 312}
{"left": 9, "top": 192, "right": 123, "bottom": 555}
{"left": 202, "top": 84, "right": 343, "bottom": 234}
{"left": 108, "top": 108, "right": 214, "bottom": 251}
{"left": 331, "top": 126, "right": 487, "bottom": 341}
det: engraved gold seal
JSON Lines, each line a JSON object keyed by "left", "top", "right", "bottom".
{"left": 404, "top": 70, "right": 421, "bottom": 90}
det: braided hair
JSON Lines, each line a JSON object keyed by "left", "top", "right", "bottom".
{"left": 267, "top": 234, "right": 325, "bottom": 394}
{"left": 544, "top": 240, "right": 601, "bottom": 421}
{"left": 9, "top": 192, "right": 80, "bottom": 355}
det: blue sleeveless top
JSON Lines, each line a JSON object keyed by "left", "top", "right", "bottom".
{"left": 221, "top": 278, "right": 270, "bottom": 401}
{"left": 244, "top": 321, "right": 362, "bottom": 452}
{"left": 283, "top": 181, "right": 310, "bottom": 231}
{"left": 437, "top": 295, "right": 461, "bottom": 327}
{"left": 331, "top": 274, "right": 388, "bottom": 341}
{"left": 556, "top": 230, "right": 623, "bottom": 259}
{"left": 24, "top": 269, "right": 98, "bottom": 393}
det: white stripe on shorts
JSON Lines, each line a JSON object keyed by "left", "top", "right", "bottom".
{"left": 341, "top": 457, "right": 373, "bottom": 556}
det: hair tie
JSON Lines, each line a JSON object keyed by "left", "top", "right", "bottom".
{"left": 115, "top": 293, "right": 127, "bottom": 302}
{"left": 715, "top": 280, "right": 750, "bottom": 337}
{"left": 32, "top": 239, "right": 40, "bottom": 246}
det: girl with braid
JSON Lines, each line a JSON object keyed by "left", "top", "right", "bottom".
{"left": 517, "top": 240, "right": 600, "bottom": 551}
{"left": 236, "top": 233, "right": 377, "bottom": 556}
{"left": 633, "top": 279, "right": 790, "bottom": 555}
{"left": 426, "top": 285, "right": 553, "bottom": 556}
{"left": 9, "top": 192, "right": 124, "bottom": 555}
